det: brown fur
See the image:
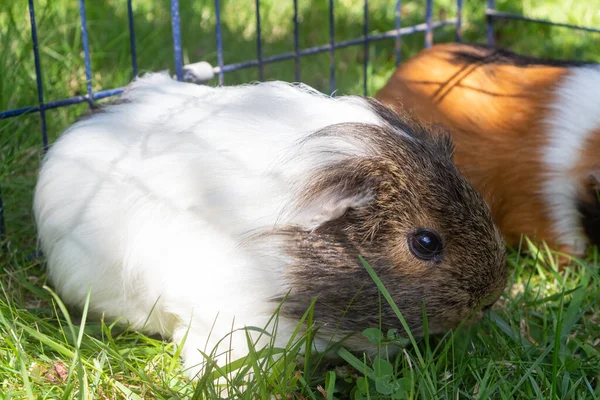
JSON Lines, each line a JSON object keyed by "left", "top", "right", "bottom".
{"left": 268, "top": 102, "right": 507, "bottom": 348}
{"left": 375, "top": 42, "right": 586, "bottom": 255}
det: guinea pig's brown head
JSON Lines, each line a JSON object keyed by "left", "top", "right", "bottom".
{"left": 274, "top": 98, "right": 507, "bottom": 351}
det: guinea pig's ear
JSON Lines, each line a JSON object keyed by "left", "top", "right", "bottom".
{"left": 366, "top": 98, "right": 455, "bottom": 158}
{"left": 298, "top": 166, "right": 378, "bottom": 227}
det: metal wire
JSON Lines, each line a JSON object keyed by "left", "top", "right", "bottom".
{"left": 394, "top": 0, "right": 402, "bottom": 66}
{"left": 79, "top": 0, "right": 94, "bottom": 108}
{"left": 27, "top": 0, "right": 47, "bottom": 151}
{"left": 171, "top": 0, "right": 184, "bottom": 80}
{"left": 363, "top": 0, "right": 369, "bottom": 96}
{"left": 256, "top": 0, "right": 264, "bottom": 81}
{"left": 215, "top": 0, "right": 224, "bottom": 85}
{"left": 329, "top": 0, "right": 336, "bottom": 94}
{"left": 425, "top": 0, "right": 433, "bottom": 48}
{"left": 127, "top": 0, "right": 138, "bottom": 77}
{"left": 456, "top": 0, "right": 463, "bottom": 42}
{"left": 487, "top": 0, "right": 495, "bottom": 45}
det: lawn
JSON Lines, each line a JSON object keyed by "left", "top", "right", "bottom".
{"left": 1, "top": 0, "right": 600, "bottom": 398}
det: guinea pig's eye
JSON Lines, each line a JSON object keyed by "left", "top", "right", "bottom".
{"left": 408, "top": 229, "right": 443, "bottom": 261}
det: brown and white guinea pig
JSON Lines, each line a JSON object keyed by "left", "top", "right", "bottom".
{"left": 33, "top": 72, "right": 507, "bottom": 378}
{"left": 376, "top": 42, "right": 600, "bottom": 259}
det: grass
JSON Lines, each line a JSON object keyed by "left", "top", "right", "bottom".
{"left": 1, "top": 0, "right": 600, "bottom": 398}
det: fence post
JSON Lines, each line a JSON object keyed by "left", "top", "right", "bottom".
{"left": 328, "top": 0, "right": 336, "bottom": 95}
{"left": 78, "top": 0, "right": 95, "bottom": 108}
{"left": 456, "top": 0, "right": 463, "bottom": 42}
{"left": 487, "top": 0, "right": 495, "bottom": 45}
{"left": 171, "top": 0, "right": 184, "bottom": 81}
{"left": 293, "top": 0, "right": 301, "bottom": 81}
{"left": 215, "top": 0, "right": 224, "bottom": 85}
{"left": 127, "top": 0, "right": 138, "bottom": 78}
{"left": 425, "top": 0, "right": 433, "bottom": 48}
{"left": 255, "top": 0, "right": 264, "bottom": 81}
{"left": 28, "top": 0, "right": 48, "bottom": 151}
{"left": 363, "top": 0, "right": 369, "bottom": 96}
{"left": 394, "top": 0, "right": 402, "bottom": 66}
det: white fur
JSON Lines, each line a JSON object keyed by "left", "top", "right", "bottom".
{"left": 542, "top": 65, "right": 600, "bottom": 254}
{"left": 33, "top": 72, "right": 399, "bottom": 377}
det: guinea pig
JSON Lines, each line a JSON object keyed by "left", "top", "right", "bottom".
{"left": 376, "top": 43, "right": 600, "bottom": 260}
{"left": 33, "top": 72, "right": 507, "bottom": 378}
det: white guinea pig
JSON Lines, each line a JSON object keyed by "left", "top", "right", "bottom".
{"left": 33, "top": 72, "right": 507, "bottom": 378}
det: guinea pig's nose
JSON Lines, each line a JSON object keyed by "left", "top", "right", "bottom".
{"left": 482, "top": 304, "right": 493, "bottom": 313}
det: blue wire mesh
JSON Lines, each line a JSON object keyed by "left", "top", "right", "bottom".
{"left": 78, "top": 0, "right": 95, "bottom": 109}
{"left": 456, "top": 0, "right": 463, "bottom": 42}
{"left": 425, "top": 0, "right": 433, "bottom": 48}
{"left": 28, "top": 0, "right": 48, "bottom": 152}
{"left": 127, "top": 0, "right": 138, "bottom": 78}
{"left": 487, "top": 8, "right": 600, "bottom": 34}
{"left": 394, "top": 0, "right": 402, "bottom": 66}
{"left": 215, "top": 0, "right": 225, "bottom": 85}
{"left": 329, "top": 0, "right": 336, "bottom": 94}
{"left": 0, "top": 0, "right": 598, "bottom": 248}
{"left": 255, "top": 0, "right": 264, "bottom": 81}
{"left": 171, "top": 0, "right": 184, "bottom": 81}
{"left": 293, "top": 0, "right": 301, "bottom": 81}
{"left": 487, "top": 0, "right": 495, "bottom": 44}
{"left": 363, "top": 0, "right": 369, "bottom": 97}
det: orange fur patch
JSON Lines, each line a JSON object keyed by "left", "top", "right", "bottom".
{"left": 376, "top": 43, "right": 573, "bottom": 251}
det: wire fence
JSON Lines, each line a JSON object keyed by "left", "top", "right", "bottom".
{"left": 0, "top": 0, "right": 598, "bottom": 248}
